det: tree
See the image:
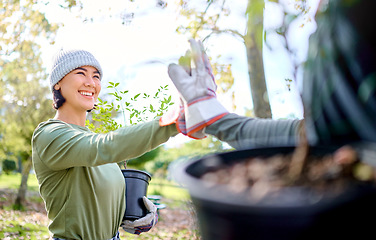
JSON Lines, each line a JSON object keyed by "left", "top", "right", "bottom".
{"left": 0, "top": 0, "right": 73, "bottom": 209}
{"left": 245, "top": 0, "right": 270, "bottom": 118}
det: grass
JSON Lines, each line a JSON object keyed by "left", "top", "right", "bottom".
{"left": 148, "top": 178, "right": 190, "bottom": 200}
{"left": 0, "top": 210, "right": 51, "bottom": 240}
{"left": 0, "top": 173, "right": 39, "bottom": 192}
{"left": 0, "top": 172, "right": 199, "bottom": 240}
{"left": 0, "top": 172, "right": 190, "bottom": 201}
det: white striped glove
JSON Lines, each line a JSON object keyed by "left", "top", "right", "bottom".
{"left": 121, "top": 197, "right": 158, "bottom": 235}
{"left": 168, "top": 39, "right": 228, "bottom": 138}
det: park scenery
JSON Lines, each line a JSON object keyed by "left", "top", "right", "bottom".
{"left": 2, "top": 0, "right": 376, "bottom": 240}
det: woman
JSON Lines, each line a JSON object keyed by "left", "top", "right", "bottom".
{"left": 32, "top": 49, "right": 178, "bottom": 239}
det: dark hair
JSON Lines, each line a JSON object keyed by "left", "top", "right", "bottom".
{"left": 52, "top": 89, "right": 65, "bottom": 110}
{"left": 52, "top": 89, "right": 96, "bottom": 112}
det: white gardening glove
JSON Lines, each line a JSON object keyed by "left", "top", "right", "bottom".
{"left": 121, "top": 196, "right": 158, "bottom": 235}
{"left": 168, "top": 39, "right": 228, "bottom": 138}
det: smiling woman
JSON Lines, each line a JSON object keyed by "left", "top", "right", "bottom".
{"left": 31, "top": 48, "right": 180, "bottom": 239}
{"left": 50, "top": 49, "right": 103, "bottom": 122}
{"left": 54, "top": 66, "right": 101, "bottom": 116}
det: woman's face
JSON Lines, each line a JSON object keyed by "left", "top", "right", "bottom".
{"left": 56, "top": 65, "right": 101, "bottom": 112}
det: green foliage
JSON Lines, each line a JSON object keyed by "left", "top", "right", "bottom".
{"left": 86, "top": 82, "right": 174, "bottom": 133}
{"left": 127, "top": 147, "right": 161, "bottom": 170}
{"left": 86, "top": 97, "right": 122, "bottom": 134}
{"left": 0, "top": 173, "right": 39, "bottom": 192}
{"left": 0, "top": 0, "right": 77, "bottom": 208}
{"left": 144, "top": 135, "right": 230, "bottom": 178}
{"left": 85, "top": 81, "right": 175, "bottom": 168}
{"left": 0, "top": 213, "right": 50, "bottom": 239}
{"left": 212, "top": 59, "right": 234, "bottom": 95}
{"left": 0, "top": 0, "right": 58, "bottom": 167}
{"left": 147, "top": 178, "right": 190, "bottom": 200}
{"left": 2, "top": 159, "right": 16, "bottom": 175}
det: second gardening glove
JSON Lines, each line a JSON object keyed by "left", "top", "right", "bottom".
{"left": 121, "top": 196, "right": 158, "bottom": 235}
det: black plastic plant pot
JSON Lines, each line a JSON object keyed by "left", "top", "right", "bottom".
{"left": 121, "top": 169, "right": 151, "bottom": 221}
{"left": 174, "top": 146, "right": 376, "bottom": 240}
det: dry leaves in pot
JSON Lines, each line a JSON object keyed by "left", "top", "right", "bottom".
{"left": 201, "top": 144, "right": 376, "bottom": 205}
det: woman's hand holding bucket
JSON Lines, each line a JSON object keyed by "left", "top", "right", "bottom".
{"left": 121, "top": 197, "right": 158, "bottom": 235}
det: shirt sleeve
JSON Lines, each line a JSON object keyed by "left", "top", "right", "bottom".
{"left": 205, "top": 113, "right": 303, "bottom": 150}
{"left": 32, "top": 119, "right": 178, "bottom": 171}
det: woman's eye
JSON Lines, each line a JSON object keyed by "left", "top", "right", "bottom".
{"left": 94, "top": 75, "right": 101, "bottom": 80}
{"left": 77, "top": 72, "right": 85, "bottom": 76}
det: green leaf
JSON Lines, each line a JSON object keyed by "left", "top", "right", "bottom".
{"left": 134, "top": 93, "right": 141, "bottom": 99}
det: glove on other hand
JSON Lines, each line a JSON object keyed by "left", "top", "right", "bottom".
{"left": 121, "top": 196, "right": 158, "bottom": 235}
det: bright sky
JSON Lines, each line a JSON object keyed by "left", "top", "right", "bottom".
{"left": 39, "top": 0, "right": 319, "bottom": 146}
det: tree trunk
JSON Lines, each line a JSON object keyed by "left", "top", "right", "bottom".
{"left": 14, "top": 158, "right": 32, "bottom": 210}
{"left": 245, "top": 0, "right": 272, "bottom": 118}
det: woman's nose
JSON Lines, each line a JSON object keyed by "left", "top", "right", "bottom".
{"left": 84, "top": 78, "right": 96, "bottom": 88}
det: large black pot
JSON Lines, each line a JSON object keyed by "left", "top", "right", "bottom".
{"left": 121, "top": 169, "right": 152, "bottom": 221}
{"left": 174, "top": 146, "right": 376, "bottom": 240}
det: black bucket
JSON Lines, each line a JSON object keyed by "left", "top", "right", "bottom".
{"left": 173, "top": 146, "right": 376, "bottom": 240}
{"left": 121, "top": 169, "right": 152, "bottom": 221}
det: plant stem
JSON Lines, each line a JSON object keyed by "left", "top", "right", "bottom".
{"left": 288, "top": 121, "right": 309, "bottom": 181}
{"left": 113, "top": 85, "right": 127, "bottom": 126}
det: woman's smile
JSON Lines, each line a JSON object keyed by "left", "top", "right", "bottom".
{"left": 79, "top": 90, "right": 95, "bottom": 98}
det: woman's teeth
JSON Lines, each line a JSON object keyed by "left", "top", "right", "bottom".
{"left": 80, "top": 91, "right": 93, "bottom": 96}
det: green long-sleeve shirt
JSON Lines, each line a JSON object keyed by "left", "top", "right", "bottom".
{"left": 32, "top": 118, "right": 178, "bottom": 240}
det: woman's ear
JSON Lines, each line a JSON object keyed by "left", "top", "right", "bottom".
{"left": 54, "top": 83, "right": 60, "bottom": 91}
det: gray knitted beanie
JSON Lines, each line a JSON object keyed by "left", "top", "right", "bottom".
{"left": 49, "top": 49, "right": 103, "bottom": 91}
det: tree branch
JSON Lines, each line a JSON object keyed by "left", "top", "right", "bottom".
{"left": 203, "top": 28, "right": 245, "bottom": 44}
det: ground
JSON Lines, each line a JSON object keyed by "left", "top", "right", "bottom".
{"left": 0, "top": 188, "right": 200, "bottom": 240}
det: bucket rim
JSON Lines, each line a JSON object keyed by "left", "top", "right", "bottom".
{"left": 121, "top": 169, "right": 152, "bottom": 181}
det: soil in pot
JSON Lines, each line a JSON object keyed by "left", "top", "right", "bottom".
{"left": 200, "top": 144, "right": 375, "bottom": 205}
